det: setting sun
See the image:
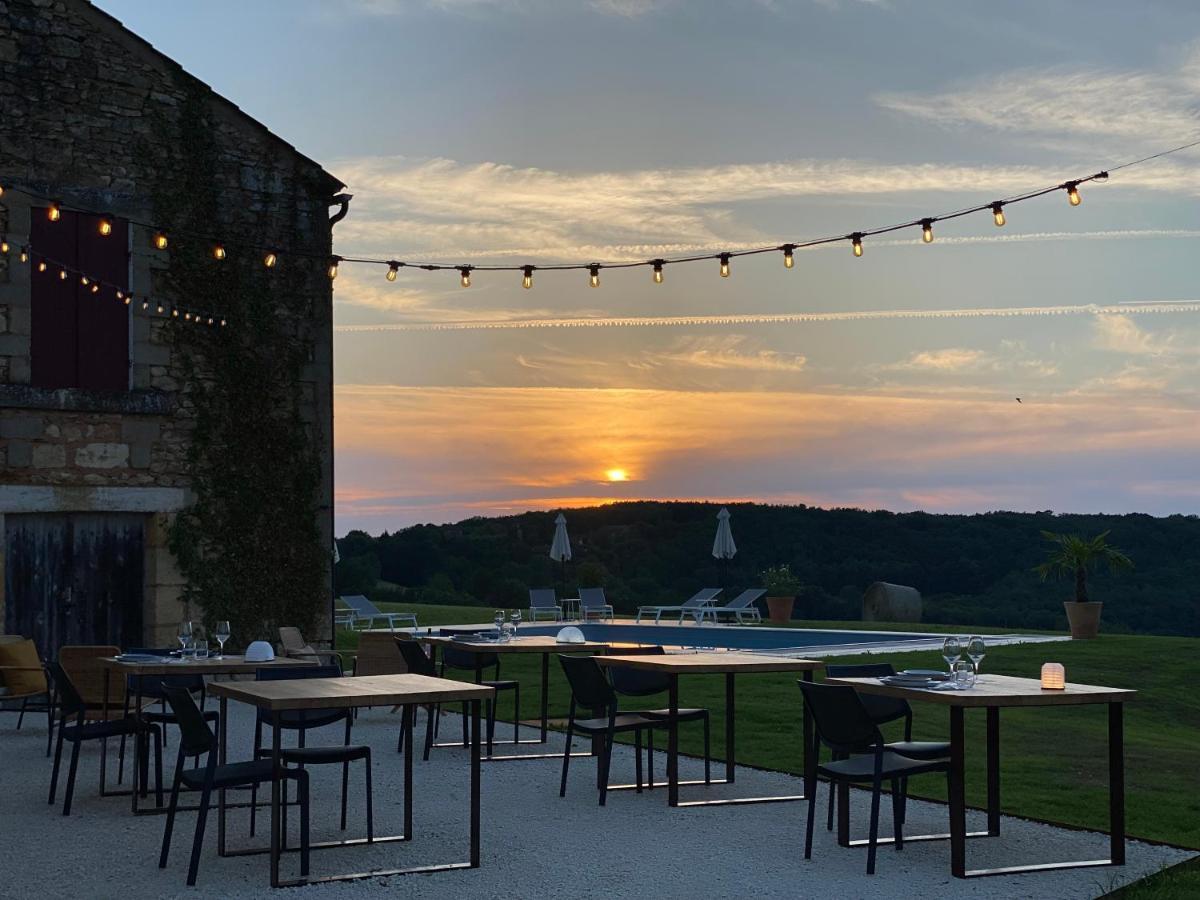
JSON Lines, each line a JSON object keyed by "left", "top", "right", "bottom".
{"left": 605, "top": 468, "right": 628, "bottom": 482}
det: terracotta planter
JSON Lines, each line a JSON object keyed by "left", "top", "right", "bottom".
{"left": 1064, "top": 601, "right": 1103, "bottom": 639}
{"left": 766, "top": 595, "right": 795, "bottom": 625}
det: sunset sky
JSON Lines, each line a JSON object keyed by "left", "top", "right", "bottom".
{"left": 100, "top": 1, "right": 1200, "bottom": 532}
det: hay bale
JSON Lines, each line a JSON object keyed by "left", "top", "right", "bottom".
{"left": 862, "top": 582, "right": 922, "bottom": 623}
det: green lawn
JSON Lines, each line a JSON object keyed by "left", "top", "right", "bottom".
{"left": 345, "top": 602, "right": 1199, "bottom": 894}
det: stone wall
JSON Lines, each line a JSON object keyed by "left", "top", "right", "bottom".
{"left": 0, "top": 0, "right": 341, "bottom": 645}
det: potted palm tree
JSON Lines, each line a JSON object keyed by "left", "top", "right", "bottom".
{"left": 1034, "top": 530, "right": 1132, "bottom": 639}
{"left": 760, "top": 565, "right": 802, "bottom": 624}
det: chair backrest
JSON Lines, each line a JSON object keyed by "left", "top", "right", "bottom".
{"left": 395, "top": 639, "right": 436, "bottom": 677}
{"left": 724, "top": 588, "right": 766, "bottom": 609}
{"left": 682, "top": 588, "right": 722, "bottom": 608}
{"left": 59, "top": 645, "right": 123, "bottom": 706}
{"left": 0, "top": 637, "right": 48, "bottom": 696}
{"left": 442, "top": 645, "right": 498, "bottom": 672}
{"left": 578, "top": 587, "right": 607, "bottom": 609}
{"left": 822, "top": 663, "right": 909, "bottom": 725}
{"left": 798, "top": 681, "right": 882, "bottom": 754}
{"left": 558, "top": 654, "right": 617, "bottom": 712}
{"left": 339, "top": 594, "right": 379, "bottom": 617}
{"left": 606, "top": 646, "right": 669, "bottom": 696}
{"left": 355, "top": 631, "right": 405, "bottom": 676}
{"left": 47, "top": 662, "right": 86, "bottom": 718}
{"left": 278, "top": 627, "right": 311, "bottom": 656}
{"left": 529, "top": 588, "right": 558, "bottom": 609}
{"left": 162, "top": 685, "right": 217, "bottom": 757}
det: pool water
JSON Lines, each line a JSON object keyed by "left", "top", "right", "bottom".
{"left": 437, "top": 622, "right": 947, "bottom": 653}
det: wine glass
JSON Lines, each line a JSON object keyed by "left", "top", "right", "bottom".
{"left": 510, "top": 610, "right": 522, "bottom": 637}
{"left": 941, "top": 635, "right": 964, "bottom": 677}
{"left": 967, "top": 636, "right": 986, "bottom": 677}
{"left": 493, "top": 609, "right": 505, "bottom": 641}
{"left": 177, "top": 621, "right": 193, "bottom": 655}
{"left": 214, "top": 621, "right": 231, "bottom": 659}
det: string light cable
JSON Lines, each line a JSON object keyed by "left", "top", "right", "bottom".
{"left": 1, "top": 136, "right": 1199, "bottom": 296}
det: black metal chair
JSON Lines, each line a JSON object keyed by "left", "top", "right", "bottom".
{"left": 122, "top": 647, "right": 208, "bottom": 748}
{"left": 158, "top": 685, "right": 309, "bottom": 887}
{"left": 438, "top": 643, "right": 520, "bottom": 752}
{"left": 46, "top": 661, "right": 163, "bottom": 816}
{"left": 605, "top": 645, "right": 711, "bottom": 787}
{"left": 822, "top": 663, "right": 950, "bottom": 830}
{"left": 798, "top": 680, "right": 952, "bottom": 875}
{"left": 248, "top": 664, "right": 372, "bottom": 843}
{"left": 557, "top": 654, "right": 666, "bottom": 806}
{"left": 395, "top": 639, "right": 438, "bottom": 760}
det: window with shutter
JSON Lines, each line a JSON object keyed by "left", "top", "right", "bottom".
{"left": 30, "top": 208, "right": 130, "bottom": 391}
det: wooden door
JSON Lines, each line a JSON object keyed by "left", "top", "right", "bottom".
{"left": 4, "top": 513, "right": 144, "bottom": 658}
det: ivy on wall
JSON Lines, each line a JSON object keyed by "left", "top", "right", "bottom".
{"left": 148, "top": 82, "right": 329, "bottom": 643}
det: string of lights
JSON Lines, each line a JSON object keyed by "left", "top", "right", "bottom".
{"left": 2, "top": 136, "right": 1199, "bottom": 293}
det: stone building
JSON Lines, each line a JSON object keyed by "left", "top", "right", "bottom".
{"left": 0, "top": 0, "right": 344, "bottom": 652}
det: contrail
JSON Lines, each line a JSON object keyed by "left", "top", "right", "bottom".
{"left": 336, "top": 300, "right": 1200, "bottom": 334}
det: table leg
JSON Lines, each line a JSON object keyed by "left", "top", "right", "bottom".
{"left": 100, "top": 668, "right": 110, "bottom": 792}
{"left": 801, "top": 670, "right": 813, "bottom": 788}
{"left": 724, "top": 673, "right": 736, "bottom": 785}
{"left": 987, "top": 706, "right": 1000, "bottom": 837}
{"left": 1110, "top": 702, "right": 1125, "bottom": 866}
{"left": 949, "top": 706, "right": 966, "bottom": 878}
{"left": 470, "top": 698, "right": 481, "bottom": 868}
{"left": 270, "top": 712, "right": 282, "bottom": 888}
{"left": 218, "top": 695, "right": 228, "bottom": 855}
{"left": 540, "top": 653, "right": 549, "bottom": 743}
{"left": 668, "top": 674, "right": 680, "bottom": 808}
{"left": 404, "top": 704, "right": 414, "bottom": 840}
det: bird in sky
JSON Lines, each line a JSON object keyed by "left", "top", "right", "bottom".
{"left": 1015, "top": 398, "right": 1022, "bottom": 403}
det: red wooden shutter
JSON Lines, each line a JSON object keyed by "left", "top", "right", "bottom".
{"left": 30, "top": 209, "right": 130, "bottom": 391}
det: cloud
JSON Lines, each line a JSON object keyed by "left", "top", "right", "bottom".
{"left": 900, "top": 348, "right": 987, "bottom": 371}
{"left": 334, "top": 383, "right": 1200, "bottom": 529}
{"left": 876, "top": 47, "right": 1200, "bottom": 145}
{"left": 637, "top": 335, "right": 807, "bottom": 373}
{"left": 1092, "top": 315, "right": 1187, "bottom": 357}
{"left": 335, "top": 300, "right": 1200, "bottom": 334}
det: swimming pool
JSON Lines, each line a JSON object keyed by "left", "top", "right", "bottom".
{"left": 432, "top": 622, "right": 1061, "bottom": 656}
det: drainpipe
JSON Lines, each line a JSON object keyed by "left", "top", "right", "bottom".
{"left": 327, "top": 192, "right": 352, "bottom": 647}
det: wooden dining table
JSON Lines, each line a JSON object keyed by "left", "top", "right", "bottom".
{"left": 208, "top": 673, "right": 495, "bottom": 888}
{"left": 594, "top": 651, "right": 823, "bottom": 807}
{"left": 98, "top": 654, "right": 319, "bottom": 815}
{"left": 824, "top": 673, "right": 1135, "bottom": 879}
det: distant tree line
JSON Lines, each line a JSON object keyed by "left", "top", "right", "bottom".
{"left": 335, "top": 501, "right": 1200, "bottom": 637}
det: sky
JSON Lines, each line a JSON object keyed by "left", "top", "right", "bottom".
{"left": 98, "top": 0, "right": 1200, "bottom": 533}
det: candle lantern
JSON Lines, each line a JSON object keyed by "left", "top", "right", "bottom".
{"left": 1041, "top": 662, "right": 1066, "bottom": 690}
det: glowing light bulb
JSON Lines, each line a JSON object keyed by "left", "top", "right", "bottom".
{"left": 185, "top": 311, "right": 192, "bottom": 321}
{"left": 851, "top": 233, "right": 864, "bottom": 257}
{"left": 98, "top": 217, "right": 113, "bottom": 237}
{"left": 921, "top": 219, "right": 934, "bottom": 243}
{"left": 386, "top": 261, "right": 400, "bottom": 282}
{"left": 0, "top": 239, "right": 8, "bottom": 254}
{"left": 81, "top": 275, "right": 89, "bottom": 286}
{"left": 153, "top": 232, "right": 169, "bottom": 250}
{"left": 782, "top": 244, "right": 795, "bottom": 268}
{"left": 327, "top": 256, "right": 340, "bottom": 280}
{"left": 589, "top": 264, "right": 600, "bottom": 288}
{"left": 263, "top": 251, "right": 278, "bottom": 268}
{"left": 48, "top": 201, "right": 61, "bottom": 222}
{"left": 90, "top": 283, "right": 99, "bottom": 294}
{"left": 38, "top": 261, "right": 47, "bottom": 273}
{"left": 19, "top": 247, "right": 28, "bottom": 263}
{"left": 522, "top": 266, "right": 534, "bottom": 289}
{"left": 1065, "top": 181, "right": 1081, "bottom": 206}
{"left": 172, "top": 308, "right": 179, "bottom": 318}
{"left": 156, "top": 301, "right": 164, "bottom": 313}
{"left": 124, "top": 294, "right": 131, "bottom": 306}
{"left": 719, "top": 253, "right": 731, "bottom": 277}
{"left": 991, "top": 202, "right": 1006, "bottom": 227}
{"left": 220, "top": 318, "right": 227, "bottom": 327}
{"left": 213, "top": 243, "right": 226, "bottom": 260}
{"left": 652, "top": 260, "right": 664, "bottom": 284}
{"left": 143, "top": 298, "right": 151, "bottom": 310}
{"left": 59, "top": 268, "right": 68, "bottom": 281}
{"left": 459, "top": 266, "right": 472, "bottom": 288}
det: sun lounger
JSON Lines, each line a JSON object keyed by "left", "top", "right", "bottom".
{"left": 529, "top": 588, "right": 563, "bottom": 622}
{"left": 636, "top": 588, "right": 722, "bottom": 624}
{"left": 693, "top": 588, "right": 766, "bottom": 624}
{"left": 337, "top": 594, "right": 417, "bottom": 630}
{"left": 578, "top": 587, "right": 614, "bottom": 622}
